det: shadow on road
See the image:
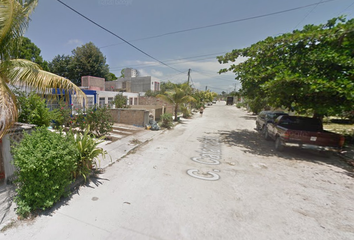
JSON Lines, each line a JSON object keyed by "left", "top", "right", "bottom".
{"left": 39, "top": 175, "right": 109, "bottom": 218}
{"left": 219, "top": 129, "right": 354, "bottom": 177}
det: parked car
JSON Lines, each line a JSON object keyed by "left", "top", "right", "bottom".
{"left": 264, "top": 115, "right": 345, "bottom": 152}
{"left": 256, "top": 111, "right": 288, "bottom": 132}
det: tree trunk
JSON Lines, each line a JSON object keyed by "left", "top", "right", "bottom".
{"left": 174, "top": 104, "right": 178, "bottom": 121}
{"left": 313, "top": 112, "right": 324, "bottom": 122}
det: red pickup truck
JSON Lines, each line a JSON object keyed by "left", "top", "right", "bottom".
{"left": 264, "top": 115, "right": 345, "bottom": 152}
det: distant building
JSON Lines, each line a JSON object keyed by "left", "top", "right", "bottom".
{"left": 105, "top": 68, "right": 160, "bottom": 93}
{"left": 81, "top": 76, "right": 105, "bottom": 91}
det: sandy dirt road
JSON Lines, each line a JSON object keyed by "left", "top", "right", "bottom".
{"left": 1, "top": 102, "right": 354, "bottom": 240}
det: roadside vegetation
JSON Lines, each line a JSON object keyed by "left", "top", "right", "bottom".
{"left": 219, "top": 17, "right": 354, "bottom": 119}
{"left": 219, "top": 17, "right": 354, "bottom": 145}
{"left": 12, "top": 127, "right": 106, "bottom": 218}
{"left": 0, "top": 0, "right": 86, "bottom": 139}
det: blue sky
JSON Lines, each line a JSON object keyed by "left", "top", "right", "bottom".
{"left": 25, "top": 0, "right": 354, "bottom": 93}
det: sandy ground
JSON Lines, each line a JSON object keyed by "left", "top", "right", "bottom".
{"left": 1, "top": 102, "right": 353, "bottom": 240}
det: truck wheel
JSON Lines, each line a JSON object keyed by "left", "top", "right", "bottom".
{"left": 263, "top": 127, "right": 271, "bottom": 141}
{"left": 275, "top": 137, "right": 284, "bottom": 151}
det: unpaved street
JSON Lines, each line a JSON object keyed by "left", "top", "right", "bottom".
{"left": 2, "top": 102, "right": 354, "bottom": 240}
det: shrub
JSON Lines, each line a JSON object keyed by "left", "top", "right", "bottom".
{"left": 67, "top": 127, "right": 107, "bottom": 181}
{"left": 113, "top": 94, "right": 129, "bottom": 108}
{"left": 236, "top": 102, "right": 245, "bottom": 108}
{"left": 86, "top": 106, "right": 113, "bottom": 136}
{"left": 16, "top": 91, "right": 52, "bottom": 127}
{"left": 160, "top": 113, "right": 173, "bottom": 129}
{"left": 181, "top": 105, "right": 191, "bottom": 118}
{"left": 51, "top": 100, "right": 72, "bottom": 128}
{"left": 70, "top": 106, "right": 113, "bottom": 137}
{"left": 12, "top": 127, "right": 78, "bottom": 217}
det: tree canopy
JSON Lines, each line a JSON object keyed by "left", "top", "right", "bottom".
{"left": 70, "top": 42, "right": 110, "bottom": 85}
{"left": 156, "top": 83, "right": 196, "bottom": 121}
{"left": 49, "top": 42, "right": 114, "bottom": 85}
{"left": 0, "top": 0, "right": 85, "bottom": 138}
{"left": 48, "top": 54, "right": 73, "bottom": 80}
{"left": 16, "top": 37, "right": 49, "bottom": 70}
{"left": 218, "top": 17, "right": 354, "bottom": 116}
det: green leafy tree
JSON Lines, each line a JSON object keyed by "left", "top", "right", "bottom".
{"left": 0, "top": 0, "right": 85, "bottom": 138}
{"left": 107, "top": 72, "right": 118, "bottom": 81}
{"left": 157, "top": 83, "right": 196, "bottom": 121}
{"left": 218, "top": 17, "right": 354, "bottom": 117}
{"left": 69, "top": 42, "right": 110, "bottom": 85}
{"left": 113, "top": 94, "right": 128, "bottom": 108}
{"left": 16, "top": 37, "right": 49, "bottom": 70}
{"left": 48, "top": 54, "right": 74, "bottom": 80}
{"left": 193, "top": 90, "right": 218, "bottom": 108}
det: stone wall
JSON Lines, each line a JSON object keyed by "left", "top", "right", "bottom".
{"left": 109, "top": 109, "right": 149, "bottom": 127}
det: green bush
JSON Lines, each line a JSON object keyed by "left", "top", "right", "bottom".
{"left": 16, "top": 91, "right": 52, "bottom": 127}
{"left": 12, "top": 127, "right": 78, "bottom": 217}
{"left": 236, "top": 102, "right": 245, "bottom": 108}
{"left": 160, "top": 113, "right": 173, "bottom": 129}
{"left": 113, "top": 94, "right": 129, "bottom": 108}
{"left": 67, "top": 128, "right": 107, "bottom": 181}
{"left": 71, "top": 106, "right": 113, "bottom": 137}
{"left": 181, "top": 105, "right": 191, "bottom": 118}
{"left": 51, "top": 100, "right": 72, "bottom": 128}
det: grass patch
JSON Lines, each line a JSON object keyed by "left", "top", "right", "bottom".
{"left": 129, "top": 139, "right": 142, "bottom": 145}
{"left": 323, "top": 122, "right": 354, "bottom": 134}
{"left": 323, "top": 122, "right": 354, "bottom": 145}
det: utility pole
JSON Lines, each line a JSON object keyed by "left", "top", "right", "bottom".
{"left": 187, "top": 69, "right": 191, "bottom": 85}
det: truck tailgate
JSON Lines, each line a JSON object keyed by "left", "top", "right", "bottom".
{"left": 287, "top": 130, "right": 342, "bottom": 148}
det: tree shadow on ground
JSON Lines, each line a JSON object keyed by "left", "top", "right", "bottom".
{"left": 239, "top": 115, "right": 257, "bottom": 121}
{"left": 219, "top": 129, "right": 354, "bottom": 177}
{"left": 39, "top": 174, "right": 109, "bottom": 218}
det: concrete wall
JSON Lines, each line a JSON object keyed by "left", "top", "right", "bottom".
{"left": 109, "top": 109, "right": 149, "bottom": 127}
{"left": 105, "top": 80, "right": 123, "bottom": 91}
{"left": 138, "top": 97, "right": 174, "bottom": 115}
{"left": 105, "top": 76, "right": 160, "bottom": 93}
{"left": 130, "top": 105, "right": 164, "bottom": 121}
{"left": 81, "top": 76, "right": 105, "bottom": 91}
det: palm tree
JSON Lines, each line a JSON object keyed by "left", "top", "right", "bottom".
{"left": 157, "top": 83, "right": 196, "bottom": 121}
{"left": 0, "top": 0, "right": 85, "bottom": 138}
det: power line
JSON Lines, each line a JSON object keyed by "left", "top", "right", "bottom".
{"left": 99, "top": 0, "right": 340, "bottom": 49}
{"left": 294, "top": 0, "right": 324, "bottom": 30}
{"left": 338, "top": 0, "right": 354, "bottom": 15}
{"left": 109, "top": 52, "right": 227, "bottom": 71}
{"left": 57, "top": 0, "right": 184, "bottom": 74}
{"left": 193, "top": 70, "right": 236, "bottom": 82}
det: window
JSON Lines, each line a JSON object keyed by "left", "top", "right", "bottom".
{"left": 46, "top": 98, "right": 59, "bottom": 111}
{"left": 129, "top": 98, "right": 133, "bottom": 105}
{"left": 134, "top": 98, "right": 137, "bottom": 105}
{"left": 99, "top": 97, "right": 105, "bottom": 107}
{"left": 86, "top": 96, "right": 94, "bottom": 109}
{"left": 108, "top": 97, "right": 113, "bottom": 108}
{"left": 71, "top": 96, "right": 84, "bottom": 115}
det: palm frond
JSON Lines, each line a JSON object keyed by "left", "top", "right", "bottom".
{"left": 0, "top": 75, "right": 18, "bottom": 138}
{"left": 156, "top": 93, "right": 175, "bottom": 104}
{"left": 0, "top": 0, "right": 38, "bottom": 60}
{"left": 3, "top": 59, "right": 86, "bottom": 101}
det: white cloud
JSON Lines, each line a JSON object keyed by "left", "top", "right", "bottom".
{"left": 151, "top": 69, "right": 163, "bottom": 77}
{"left": 66, "top": 39, "right": 83, "bottom": 47}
